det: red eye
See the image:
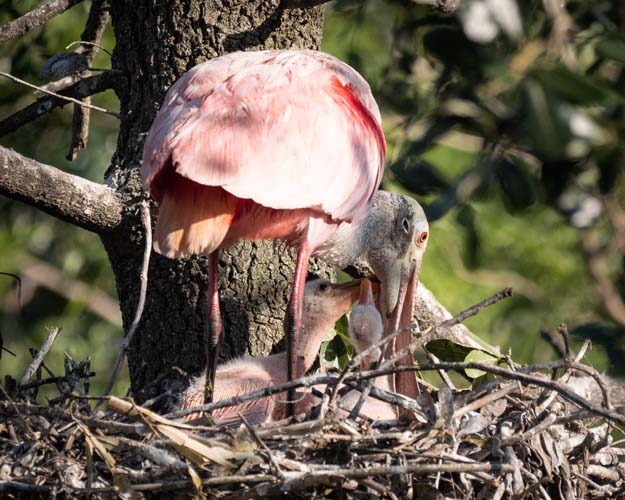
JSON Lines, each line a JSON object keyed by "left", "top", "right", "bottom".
{"left": 417, "top": 231, "right": 428, "bottom": 244}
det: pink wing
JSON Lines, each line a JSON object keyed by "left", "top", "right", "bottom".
{"left": 142, "top": 50, "right": 385, "bottom": 225}
{"left": 211, "top": 375, "right": 275, "bottom": 427}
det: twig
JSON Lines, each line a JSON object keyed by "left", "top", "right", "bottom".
{"left": 453, "top": 382, "right": 519, "bottom": 420}
{"left": 0, "top": 0, "right": 85, "bottom": 43}
{"left": 501, "top": 411, "right": 557, "bottom": 446}
{"left": 229, "top": 462, "right": 514, "bottom": 498}
{"left": 0, "top": 71, "right": 117, "bottom": 137}
{"left": 20, "top": 327, "right": 61, "bottom": 385}
{"left": 66, "top": 40, "right": 113, "bottom": 58}
{"left": 239, "top": 413, "right": 285, "bottom": 479}
{"left": 98, "top": 202, "right": 151, "bottom": 404}
{"left": 19, "top": 371, "right": 96, "bottom": 391}
{"left": 0, "top": 481, "right": 52, "bottom": 493}
{"left": 327, "top": 288, "right": 512, "bottom": 413}
{"left": 0, "top": 71, "right": 119, "bottom": 119}
{"left": 535, "top": 337, "right": 590, "bottom": 414}
{"left": 0, "top": 385, "right": 35, "bottom": 437}
{"left": 358, "top": 361, "right": 625, "bottom": 427}
{"left": 67, "top": 0, "right": 111, "bottom": 160}
{"left": 343, "top": 380, "right": 427, "bottom": 420}
{"left": 427, "top": 351, "right": 455, "bottom": 390}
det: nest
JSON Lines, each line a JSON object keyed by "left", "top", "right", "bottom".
{"left": 2, "top": 301, "right": 625, "bottom": 499}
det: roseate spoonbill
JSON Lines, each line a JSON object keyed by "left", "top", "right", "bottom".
{"left": 342, "top": 278, "right": 396, "bottom": 420}
{"left": 141, "top": 50, "right": 386, "bottom": 404}
{"left": 317, "top": 191, "right": 429, "bottom": 400}
{"left": 177, "top": 278, "right": 362, "bottom": 425}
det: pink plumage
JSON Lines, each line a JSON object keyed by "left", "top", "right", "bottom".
{"left": 142, "top": 50, "right": 385, "bottom": 258}
{"left": 176, "top": 279, "right": 362, "bottom": 426}
{"left": 141, "top": 49, "right": 386, "bottom": 410}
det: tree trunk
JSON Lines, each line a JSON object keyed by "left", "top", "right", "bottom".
{"left": 102, "top": 1, "right": 328, "bottom": 402}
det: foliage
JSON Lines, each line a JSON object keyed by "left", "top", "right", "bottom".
{"left": 323, "top": 0, "right": 625, "bottom": 375}
{"left": 1, "top": 0, "right": 625, "bottom": 397}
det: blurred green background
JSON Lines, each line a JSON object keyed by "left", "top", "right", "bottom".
{"left": 1, "top": 0, "right": 624, "bottom": 399}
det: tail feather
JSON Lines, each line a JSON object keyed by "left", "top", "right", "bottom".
{"left": 154, "top": 173, "right": 237, "bottom": 259}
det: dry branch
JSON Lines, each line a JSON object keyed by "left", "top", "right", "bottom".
{"left": 0, "top": 146, "right": 123, "bottom": 233}
{"left": 67, "top": 0, "right": 111, "bottom": 160}
{"left": 0, "top": 0, "right": 85, "bottom": 43}
{"left": 20, "top": 327, "right": 61, "bottom": 385}
{"left": 0, "top": 71, "right": 117, "bottom": 137}
{"left": 3, "top": 342, "right": 625, "bottom": 498}
{"left": 99, "top": 202, "right": 151, "bottom": 403}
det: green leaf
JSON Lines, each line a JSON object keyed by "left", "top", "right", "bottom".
{"left": 426, "top": 339, "right": 473, "bottom": 362}
{"left": 496, "top": 157, "right": 537, "bottom": 212}
{"left": 471, "top": 372, "right": 498, "bottom": 388}
{"left": 523, "top": 78, "right": 570, "bottom": 159}
{"left": 464, "top": 349, "right": 499, "bottom": 379}
{"left": 391, "top": 157, "right": 449, "bottom": 196}
{"left": 531, "top": 67, "right": 614, "bottom": 105}
{"left": 596, "top": 36, "right": 625, "bottom": 66}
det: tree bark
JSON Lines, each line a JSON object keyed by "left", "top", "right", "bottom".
{"left": 104, "top": 1, "right": 327, "bottom": 402}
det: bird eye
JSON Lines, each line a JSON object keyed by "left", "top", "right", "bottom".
{"left": 417, "top": 231, "right": 428, "bottom": 244}
{"left": 401, "top": 218, "right": 410, "bottom": 234}
{"left": 319, "top": 283, "right": 330, "bottom": 292}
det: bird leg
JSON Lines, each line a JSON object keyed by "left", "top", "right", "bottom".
{"left": 205, "top": 250, "right": 223, "bottom": 404}
{"left": 284, "top": 243, "right": 311, "bottom": 417}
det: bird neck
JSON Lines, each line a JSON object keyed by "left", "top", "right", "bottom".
{"left": 297, "top": 313, "right": 337, "bottom": 373}
{"left": 316, "top": 217, "right": 373, "bottom": 269}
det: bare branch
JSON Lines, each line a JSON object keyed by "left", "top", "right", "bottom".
{"left": 68, "top": 102, "right": 91, "bottom": 160}
{"left": 20, "top": 327, "right": 61, "bottom": 385}
{"left": 75, "top": 0, "right": 111, "bottom": 61}
{"left": 68, "top": 0, "right": 111, "bottom": 160}
{"left": 0, "top": 71, "right": 117, "bottom": 137}
{"left": 0, "top": 0, "right": 85, "bottom": 44}
{"left": 0, "top": 71, "right": 119, "bottom": 123}
{"left": 99, "top": 202, "right": 151, "bottom": 404}
{"left": 0, "top": 146, "right": 123, "bottom": 233}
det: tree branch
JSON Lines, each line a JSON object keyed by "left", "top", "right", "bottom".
{"left": 0, "top": 71, "right": 118, "bottom": 137}
{"left": 0, "top": 146, "right": 124, "bottom": 234}
{"left": 68, "top": 0, "right": 111, "bottom": 160}
{"left": 0, "top": 0, "right": 85, "bottom": 44}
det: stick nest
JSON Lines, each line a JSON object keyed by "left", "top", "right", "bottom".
{"left": 2, "top": 340, "right": 624, "bottom": 499}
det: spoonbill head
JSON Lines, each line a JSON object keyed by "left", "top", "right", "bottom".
{"left": 317, "top": 191, "right": 429, "bottom": 398}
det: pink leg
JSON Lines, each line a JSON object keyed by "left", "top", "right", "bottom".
{"left": 284, "top": 243, "right": 311, "bottom": 416}
{"left": 205, "top": 250, "right": 222, "bottom": 403}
